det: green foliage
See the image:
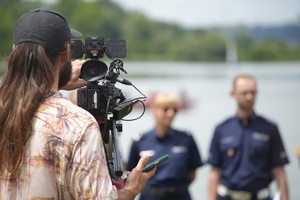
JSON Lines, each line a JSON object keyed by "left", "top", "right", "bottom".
{"left": 0, "top": 0, "right": 299, "bottom": 63}
{"left": 51, "top": 0, "right": 126, "bottom": 39}
{"left": 0, "top": 0, "right": 227, "bottom": 62}
{"left": 0, "top": 0, "right": 45, "bottom": 59}
{"left": 167, "top": 30, "right": 226, "bottom": 61}
{"left": 238, "top": 40, "right": 300, "bottom": 61}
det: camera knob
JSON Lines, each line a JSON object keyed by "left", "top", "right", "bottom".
{"left": 116, "top": 123, "right": 122, "bottom": 132}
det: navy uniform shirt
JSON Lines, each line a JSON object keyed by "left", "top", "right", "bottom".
{"left": 207, "top": 113, "right": 289, "bottom": 192}
{"left": 127, "top": 128, "right": 203, "bottom": 200}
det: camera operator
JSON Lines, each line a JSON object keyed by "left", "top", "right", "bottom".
{"left": 0, "top": 8, "right": 155, "bottom": 200}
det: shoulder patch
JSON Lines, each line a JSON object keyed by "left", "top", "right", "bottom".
{"left": 132, "top": 133, "right": 142, "bottom": 141}
{"left": 184, "top": 130, "right": 192, "bottom": 136}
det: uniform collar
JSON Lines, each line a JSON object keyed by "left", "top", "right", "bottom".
{"left": 154, "top": 128, "right": 174, "bottom": 140}
{"left": 235, "top": 113, "right": 257, "bottom": 127}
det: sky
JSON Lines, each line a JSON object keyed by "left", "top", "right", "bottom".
{"left": 111, "top": 0, "right": 300, "bottom": 28}
{"left": 41, "top": 0, "right": 300, "bottom": 28}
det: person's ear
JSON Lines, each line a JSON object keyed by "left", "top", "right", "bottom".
{"left": 230, "top": 90, "right": 236, "bottom": 99}
{"left": 150, "top": 105, "right": 156, "bottom": 114}
{"left": 61, "top": 43, "right": 70, "bottom": 62}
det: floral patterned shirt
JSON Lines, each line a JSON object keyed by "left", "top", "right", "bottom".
{"left": 0, "top": 92, "right": 118, "bottom": 199}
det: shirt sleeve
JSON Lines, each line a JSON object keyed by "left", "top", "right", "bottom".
{"left": 67, "top": 121, "right": 118, "bottom": 200}
{"left": 270, "top": 124, "right": 289, "bottom": 167}
{"left": 207, "top": 127, "right": 221, "bottom": 167}
{"left": 188, "top": 134, "right": 203, "bottom": 169}
{"left": 126, "top": 141, "right": 141, "bottom": 171}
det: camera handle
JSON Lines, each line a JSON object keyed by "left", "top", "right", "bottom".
{"left": 111, "top": 118, "right": 124, "bottom": 178}
{"left": 101, "top": 116, "right": 124, "bottom": 181}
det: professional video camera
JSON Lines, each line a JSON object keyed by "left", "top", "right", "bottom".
{"left": 71, "top": 36, "right": 146, "bottom": 181}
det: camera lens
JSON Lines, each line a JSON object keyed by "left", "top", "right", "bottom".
{"left": 80, "top": 60, "right": 108, "bottom": 81}
{"left": 86, "top": 66, "right": 99, "bottom": 76}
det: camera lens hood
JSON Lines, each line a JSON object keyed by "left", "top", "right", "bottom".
{"left": 80, "top": 59, "right": 108, "bottom": 81}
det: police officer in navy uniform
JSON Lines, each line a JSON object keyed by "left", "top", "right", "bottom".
{"left": 207, "top": 74, "right": 289, "bottom": 200}
{"left": 127, "top": 93, "right": 203, "bottom": 200}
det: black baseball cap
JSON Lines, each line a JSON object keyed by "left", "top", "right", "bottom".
{"left": 13, "top": 8, "right": 82, "bottom": 55}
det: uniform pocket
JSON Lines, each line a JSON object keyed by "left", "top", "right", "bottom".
{"left": 220, "top": 137, "right": 240, "bottom": 167}
{"left": 250, "top": 132, "right": 270, "bottom": 158}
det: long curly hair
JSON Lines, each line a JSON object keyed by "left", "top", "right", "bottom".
{"left": 0, "top": 42, "right": 60, "bottom": 175}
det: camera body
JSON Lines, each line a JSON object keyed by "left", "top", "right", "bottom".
{"left": 71, "top": 36, "right": 128, "bottom": 120}
{"left": 72, "top": 36, "right": 134, "bottom": 179}
{"left": 77, "top": 80, "right": 122, "bottom": 119}
{"left": 71, "top": 36, "right": 148, "bottom": 180}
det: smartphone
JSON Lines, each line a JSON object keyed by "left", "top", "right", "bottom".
{"left": 142, "top": 154, "right": 170, "bottom": 172}
{"left": 124, "top": 154, "right": 170, "bottom": 182}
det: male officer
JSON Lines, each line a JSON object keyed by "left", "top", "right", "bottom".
{"left": 127, "top": 93, "right": 203, "bottom": 200}
{"left": 207, "top": 74, "right": 289, "bottom": 200}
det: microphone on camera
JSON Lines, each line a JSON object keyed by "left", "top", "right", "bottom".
{"left": 117, "top": 78, "right": 132, "bottom": 86}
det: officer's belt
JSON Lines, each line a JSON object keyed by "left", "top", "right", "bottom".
{"left": 146, "top": 186, "right": 181, "bottom": 198}
{"left": 217, "top": 184, "right": 270, "bottom": 200}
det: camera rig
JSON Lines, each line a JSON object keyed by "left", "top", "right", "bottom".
{"left": 71, "top": 36, "right": 146, "bottom": 181}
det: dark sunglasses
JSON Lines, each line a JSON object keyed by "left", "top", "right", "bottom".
{"left": 161, "top": 107, "right": 178, "bottom": 113}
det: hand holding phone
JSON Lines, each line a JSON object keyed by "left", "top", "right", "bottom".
{"left": 124, "top": 154, "right": 170, "bottom": 182}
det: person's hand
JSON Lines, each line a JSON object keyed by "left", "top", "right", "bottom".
{"left": 60, "top": 59, "right": 87, "bottom": 90}
{"left": 118, "top": 155, "right": 156, "bottom": 200}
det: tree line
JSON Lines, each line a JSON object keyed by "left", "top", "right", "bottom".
{"left": 1, "top": 0, "right": 299, "bottom": 63}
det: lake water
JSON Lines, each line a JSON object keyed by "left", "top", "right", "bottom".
{"left": 65, "top": 61, "right": 300, "bottom": 199}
